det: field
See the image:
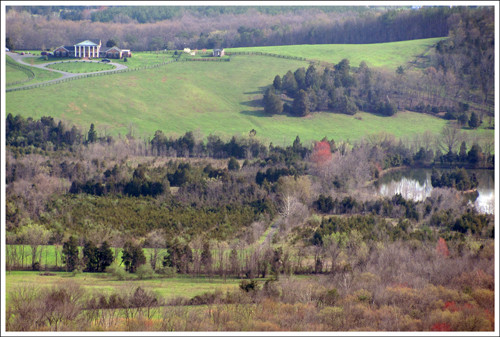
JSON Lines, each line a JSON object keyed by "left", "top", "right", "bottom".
{"left": 6, "top": 62, "right": 31, "bottom": 84}
{"left": 225, "top": 37, "right": 446, "bottom": 69}
{"left": 46, "top": 61, "right": 116, "bottom": 73}
{"left": 7, "top": 47, "right": 493, "bottom": 145}
{"left": 5, "top": 38, "right": 493, "bottom": 145}
{"left": 4, "top": 271, "right": 242, "bottom": 303}
{"left": 6, "top": 56, "right": 62, "bottom": 87}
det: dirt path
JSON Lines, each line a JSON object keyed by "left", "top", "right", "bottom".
{"left": 6, "top": 52, "right": 129, "bottom": 89}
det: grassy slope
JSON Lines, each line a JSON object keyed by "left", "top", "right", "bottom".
{"left": 226, "top": 37, "right": 446, "bottom": 69}
{"left": 6, "top": 38, "right": 492, "bottom": 145}
{"left": 6, "top": 62, "right": 30, "bottom": 83}
{"left": 6, "top": 56, "right": 62, "bottom": 87}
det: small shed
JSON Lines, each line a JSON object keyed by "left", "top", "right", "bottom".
{"left": 213, "top": 48, "right": 225, "bottom": 57}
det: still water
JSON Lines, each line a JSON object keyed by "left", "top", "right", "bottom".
{"left": 377, "top": 168, "right": 495, "bottom": 214}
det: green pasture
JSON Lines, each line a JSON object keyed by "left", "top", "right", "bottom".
{"left": 226, "top": 37, "right": 446, "bottom": 69}
{"left": 46, "top": 61, "right": 116, "bottom": 73}
{"left": 6, "top": 62, "right": 31, "bottom": 84}
{"left": 4, "top": 271, "right": 242, "bottom": 303}
{"left": 6, "top": 38, "right": 493, "bottom": 146}
{"left": 6, "top": 56, "right": 62, "bottom": 87}
{"left": 7, "top": 53, "right": 486, "bottom": 146}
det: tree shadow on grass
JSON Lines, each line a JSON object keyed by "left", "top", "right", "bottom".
{"left": 240, "top": 110, "right": 270, "bottom": 117}
{"left": 241, "top": 98, "right": 263, "bottom": 108}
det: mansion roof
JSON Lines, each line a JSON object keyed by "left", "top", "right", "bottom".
{"left": 75, "top": 40, "right": 100, "bottom": 46}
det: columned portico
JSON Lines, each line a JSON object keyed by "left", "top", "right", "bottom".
{"left": 74, "top": 40, "right": 101, "bottom": 58}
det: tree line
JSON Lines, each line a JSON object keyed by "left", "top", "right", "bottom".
{"left": 6, "top": 6, "right": 485, "bottom": 51}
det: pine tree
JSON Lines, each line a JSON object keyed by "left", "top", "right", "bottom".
{"left": 282, "top": 70, "right": 298, "bottom": 97}
{"left": 264, "top": 88, "right": 283, "bottom": 115}
{"left": 459, "top": 141, "right": 468, "bottom": 162}
{"left": 87, "top": 123, "right": 97, "bottom": 143}
{"left": 98, "top": 241, "right": 114, "bottom": 272}
{"left": 83, "top": 240, "right": 99, "bottom": 272}
{"left": 62, "top": 236, "right": 80, "bottom": 272}
{"left": 273, "top": 75, "right": 282, "bottom": 90}
{"left": 292, "top": 89, "right": 310, "bottom": 117}
{"left": 468, "top": 112, "right": 480, "bottom": 129}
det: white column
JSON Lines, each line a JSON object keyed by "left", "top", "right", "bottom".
{"left": 92, "top": 46, "right": 95, "bottom": 57}
{"left": 78, "top": 45, "right": 81, "bottom": 57}
{"left": 74, "top": 45, "right": 76, "bottom": 57}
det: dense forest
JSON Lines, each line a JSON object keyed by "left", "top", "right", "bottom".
{"left": 6, "top": 114, "right": 493, "bottom": 241}
{"left": 6, "top": 6, "right": 488, "bottom": 50}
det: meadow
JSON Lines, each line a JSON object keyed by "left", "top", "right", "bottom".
{"left": 4, "top": 271, "right": 242, "bottom": 303}
{"left": 6, "top": 55, "right": 62, "bottom": 87}
{"left": 6, "top": 61, "right": 31, "bottom": 84}
{"left": 7, "top": 51, "right": 492, "bottom": 145}
{"left": 225, "top": 37, "right": 446, "bottom": 70}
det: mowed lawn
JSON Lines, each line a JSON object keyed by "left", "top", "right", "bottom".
{"left": 4, "top": 271, "right": 242, "bottom": 303}
{"left": 226, "top": 37, "right": 446, "bottom": 69}
{"left": 46, "top": 61, "right": 116, "bottom": 73}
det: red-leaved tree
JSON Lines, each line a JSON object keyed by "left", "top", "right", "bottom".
{"left": 436, "top": 237, "right": 450, "bottom": 257}
{"left": 310, "top": 141, "right": 332, "bottom": 166}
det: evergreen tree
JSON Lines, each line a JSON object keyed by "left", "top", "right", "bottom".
{"left": 459, "top": 141, "right": 468, "bottom": 162}
{"left": 122, "top": 241, "right": 146, "bottom": 273}
{"left": 458, "top": 113, "right": 469, "bottom": 126}
{"left": 273, "top": 75, "right": 282, "bottom": 90}
{"left": 294, "top": 67, "right": 306, "bottom": 90}
{"left": 62, "top": 236, "right": 80, "bottom": 272}
{"left": 87, "top": 123, "right": 97, "bottom": 143}
{"left": 305, "top": 64, "right": 321, "bottom": 89}
{"left": 98, "top": 241, "right": 114, "bottom": 272}
{"left": 83, "top": 240, "right": 99, "bottom": 272}
{"left": 468, "top": 112, "right": 480, "bottom": 129}
{"left": 467, "top": 144, "right": 483, "bottom": 166}
{"left": 292, "top": 90, "right": 310, "bottom": 117}
{"left": 263, "top": 87, "right": 283, "bottom": 115}
{"left": 282, "top": 70, "right": 298, "bottom": 97}
{"left": 106, "top": 39, "right": 118, "bottom": 47}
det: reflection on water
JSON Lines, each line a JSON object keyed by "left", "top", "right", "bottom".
{"left": 379, "top": 175, "right": 433, "bottom": 201}
{"left": 377, "top": 168, "right": 495, "bottom": 214}
{"left": 473, "top": 189, "right": 495, "bottom": 214}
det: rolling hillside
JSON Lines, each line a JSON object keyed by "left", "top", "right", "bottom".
{"left": 5, "top": 38, "right": 491, "bottom": 145}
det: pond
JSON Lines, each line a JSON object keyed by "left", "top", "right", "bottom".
{"left": 376, "top": 168, "right": 495, "bottom": 214}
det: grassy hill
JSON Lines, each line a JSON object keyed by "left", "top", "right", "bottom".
{"left": 6, "top": 38, "right": 491, "bottom": 145}
{"left": 225, "top": 37, "right": 446, "bottom": 69}
{"left": 6, "top": 56, "right": 62, "bottom": 87}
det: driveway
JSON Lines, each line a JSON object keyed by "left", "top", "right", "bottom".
{"left": 6, "top": 52, "right": 128, "bottom": 88}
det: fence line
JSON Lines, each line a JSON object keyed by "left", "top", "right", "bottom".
{"left": 6, "top": 59, "right": 36, "bottom": 86}
{"left": 225, "top": 51, "right": 308, "bottom": 62}
{"left": 6, "top": 59, "right": 180, "bottom": 92}
{"left": 6, "top": 51, "right": 311, "bottom": 92}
